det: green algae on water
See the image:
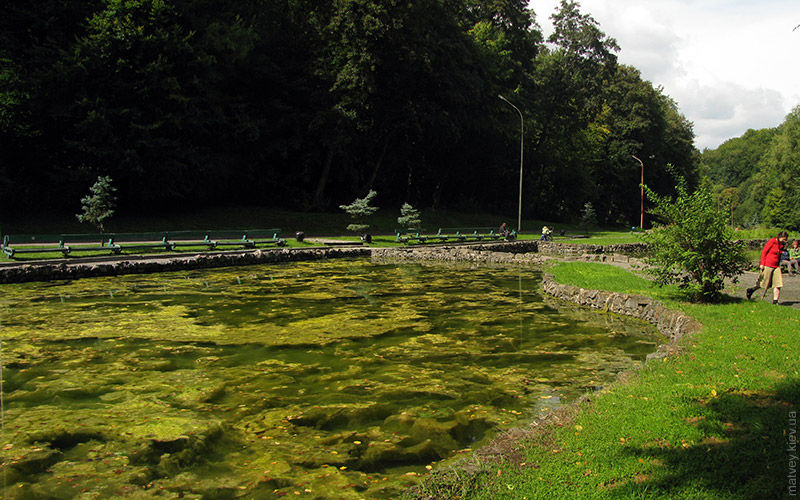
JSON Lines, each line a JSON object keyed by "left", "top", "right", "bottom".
{"left": 0, "top": 259, "right": 658, "bottom": 498}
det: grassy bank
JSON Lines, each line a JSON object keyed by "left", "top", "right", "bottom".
{"left": 446, "top": 262, "right": 798, "bottom": 499}
{"left": 0, "top": 207, "right": 572, "bottom": 261}
{"left": 0, "top": 207, "right": 571, "bottom": 236}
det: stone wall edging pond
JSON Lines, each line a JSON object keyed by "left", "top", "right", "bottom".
{"left": 540, "top": 273, "right": 702, "bottom": 361}
{"left": 536, "top": 238, "right": 766, "bottom": 258}
{"left": 0, "top": 241, "right": 540, "bottom": 283}
{"left": 0, "top": 247, "right": 373, "bottom": 283}
{"left": 0, "top": 237, "right": 766, "bottom": 283}
{"left": 537, "top": 241, "right": 648, "bottom": 257}
{"left": 370, "top": 241, "right": 541, "bottom": 264}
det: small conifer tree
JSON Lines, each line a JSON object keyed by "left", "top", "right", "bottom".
{"left": 397, "top": 203, "right": 422, "bottom": 231}
{"left": 580, "top": 202, "right": 597, "bottom": 231}
{"left": 339, "top": 190, "right": 379, "bottom": 236}
{"left": 76, "top": 176, "right": 117, "bottom": 232}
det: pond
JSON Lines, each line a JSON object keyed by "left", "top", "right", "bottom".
{"left": 0, "top": 258, "right": 659, "bottom": 499}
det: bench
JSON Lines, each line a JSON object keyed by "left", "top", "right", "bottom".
{"left": 1, "top": 228, "right": 287, "bottom": 258}
{"left": 203, "top": 229, "right": 286, "bottom": 249}
{"left": 440, "top": 227, "right": 510, "bottom": 242}
{"left": 2, "top": 233, "right": 109, "bottom": 258}
{"left": 106, "top": 232, "right": 171, "bottom": 253}
{"left": 164, "top": 230, "right": 216, "bottom": 249}
{"left": 395, "top": 229, "right": 427, "bottom": 244}
{"left": 396, "top": 227, "right": 514, "bottom": 245}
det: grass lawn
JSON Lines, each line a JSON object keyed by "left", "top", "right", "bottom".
{"left": 449, "top": 262, "right": 799, "bottom": 499}
{"left": 0, "top": 207, "right": 578, "bottom": 261}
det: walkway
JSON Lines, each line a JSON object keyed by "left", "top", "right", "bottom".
{"left": 592, "top": 253, "right": 800, "bottom": 308}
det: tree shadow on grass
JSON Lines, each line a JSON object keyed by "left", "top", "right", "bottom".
{"left": 614, "top": 379, "right": 799, "bottom": 499}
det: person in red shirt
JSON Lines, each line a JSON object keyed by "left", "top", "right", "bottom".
{"left": 747, "top": 230, "right": 789, "bottom": 304}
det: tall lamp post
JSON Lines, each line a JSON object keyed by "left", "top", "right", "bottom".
{"left": 632, "top": 155, "right": 644, "bottom": 229}
{"left": 632, "top": 155, "right": 654, "bottom": 228}
{"left": 499, "top": 94, "right": 524, "bottom": 234}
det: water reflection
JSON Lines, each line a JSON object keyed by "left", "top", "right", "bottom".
{"left": 0, "top": 259, "right": 658, "bottom": 498}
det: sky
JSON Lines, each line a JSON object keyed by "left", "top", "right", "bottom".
{"left": 530, "top": 0, "right": 800, "bottom": 150}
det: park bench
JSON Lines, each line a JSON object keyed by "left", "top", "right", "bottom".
{"left": 164, "top": 230, "right": 216, "bottom": 249}
{"left": 1, "top": 228, "right": 287, "bottom": 259}
{"left": 105, "top": 232, "right": 172, "bottom": 253}
{"left": 202, "top": 229, "right": 286, "bottom": 249}
{"left": 396, "top": 227, "right": 513, "bottom": 245}
{"left": 395, "top": 229, "right": 428, "bottom": 244}
{"left": 2, "top": 233, "right": 109, "bottom": 258}
{"left": 435, "top": 227, "right": 507, "bottom": 242}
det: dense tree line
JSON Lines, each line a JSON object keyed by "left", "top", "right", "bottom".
{"left": 1, "top": 0, "right": 698, "bottom": 225}
{"left": 701, "top": 106, "right": 800, "bottom": 229}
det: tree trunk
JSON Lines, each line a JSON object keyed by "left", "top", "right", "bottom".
{"left": 365, "top": 139, "right": 390, "bottom": 192}
{"left": 313, "top": 149, "right": 334, "bottom": 208}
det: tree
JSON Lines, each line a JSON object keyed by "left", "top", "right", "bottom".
{"left": 339, "top": 190, "right": 379, "bottom": 238}
{"left": 642, "top": 170, "right": 748, "bottom": 302}
{"left": 397, "top": 203, "right": 422, "bottom": 230}
{"left": 579, "top": 201, "right": 597, "bottom": 231}
{"left": 76, "top": 175, "right": 116, "bottom": 232}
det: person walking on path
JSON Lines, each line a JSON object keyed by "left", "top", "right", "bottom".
{"left": 747, "top": 230, "right": 789, "bottom": 304}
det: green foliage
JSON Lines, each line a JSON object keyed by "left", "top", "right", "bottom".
{"left": 397, "top": 203, "right": 422, "bottom": 230}
{"left": 703, "top": 106, "right": 800, "bottom": 229}
{"left": 76, "top": 176, "right": 117, "bottom": 232}
{"left": 339, "top": 190, "right": 378, "bottom": 233}
{"left": 579, "top": 201, "right": 596, "bottom": 229}
{"left": 762, "top": 187, "right": 791, "bottom": 227}
{"left": 642, "top": 171, "right": 749, "bottom": 302}
{"left": 0, "top": 0, "right": 699, "bottom": 223}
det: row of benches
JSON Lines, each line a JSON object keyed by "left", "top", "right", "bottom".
{"left": 1, "top": 229, "right": 286, "bottom": 258}
{"left": 395, "top": 227, "right": 515, "bottom": 244}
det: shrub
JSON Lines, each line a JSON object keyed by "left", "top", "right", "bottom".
{"left": 643, "top": 171, "right": 749, "bottom": 302}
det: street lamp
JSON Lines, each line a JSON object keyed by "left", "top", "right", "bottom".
{"left": 499, "top": 94, "right": 524, "bottom": 234}
{"left": 632, "top": 155, "right": 644, "bottom": 229}
{"left": 632, "top": 155, "right": 654, "bottom": 229}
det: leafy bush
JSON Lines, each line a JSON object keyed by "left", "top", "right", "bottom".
{"left": 643, "top": 171, "right": 749, "bottom": 302}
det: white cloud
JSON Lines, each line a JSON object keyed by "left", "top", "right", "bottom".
{"left": 529, "top": 0, "right": 800, "bottom": 149}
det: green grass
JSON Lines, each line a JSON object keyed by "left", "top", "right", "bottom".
{"left": 0, "top": 207, "right": 582, "bottom": 261}
{"left": 459, "top": 262, "right": 799, "bottom": 500}
{"left": 1, "top": 206, "right": 572, "bottom": 236}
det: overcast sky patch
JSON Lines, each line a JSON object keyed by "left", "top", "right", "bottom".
{"left": 530, "top": 0, "right": 800, "bottom": 149}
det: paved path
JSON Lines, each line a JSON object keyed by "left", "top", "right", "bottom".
{"left": 598, "top": 253, "right": 800, "bottom": 308}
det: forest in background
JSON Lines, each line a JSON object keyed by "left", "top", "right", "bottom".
{"left": 1, "top": 0, "right": 698, "bottom": 226}
{"left": 702, "top": 106, "right": 800, "bottom": 229}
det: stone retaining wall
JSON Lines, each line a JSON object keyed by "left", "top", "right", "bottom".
{"left": 0, "top": 247, "right": 371, "bottom": 284}
{"left": 0, "top": 237, "right": 762, "bottom": 284}
{"left": 371, "top": 241, "right": 541, "bottom": 264}
{"left": 541, "top": 274, "right": 701, "bottom": 360}
{"left": 537, "top": 241, "right": 648, "bottom": 257}
{"left": 0, "top": 241, "right": 539, "bottom": 283}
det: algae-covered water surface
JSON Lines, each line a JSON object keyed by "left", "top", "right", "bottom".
{"left": 0, "top": 258, "right": 658, "bottom": 498}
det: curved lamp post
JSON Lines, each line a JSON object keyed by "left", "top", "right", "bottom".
{"left": 499, "top": 94, "right": 524, "bottom": 234}
{"left": 632, "top": 155, "right": 644, "bottom": 229}
{"left": 632, "top": 154, "right": 654, "bottom": 229}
